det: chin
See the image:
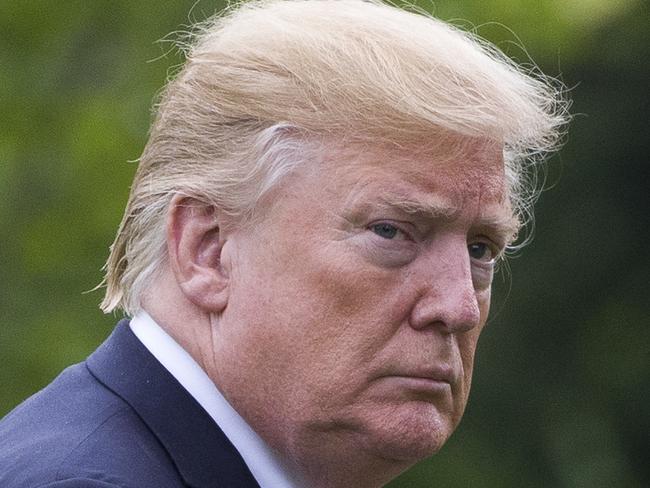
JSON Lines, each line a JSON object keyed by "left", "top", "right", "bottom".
{"left": 361, "top": 401, "right": 457, "bottom": 463}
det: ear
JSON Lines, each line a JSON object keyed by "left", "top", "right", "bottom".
{"left": 166, "top": 194, "right": 231, "bottom": 313}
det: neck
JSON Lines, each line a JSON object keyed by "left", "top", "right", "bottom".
{"left": 254, "top": 422, "right": 412, "bottom": 488}
{"left": 297, "top": 440, "right": 409, "bottom": 488}
{"left": 140, "top": 270, "right": 217, "bottom": 375}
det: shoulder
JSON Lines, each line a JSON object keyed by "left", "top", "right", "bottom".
{"left": 34, "top": 480, "right": 126, "bottom": 488}
{"left": 0, "top": 362, "right": 183, "bottom": 488}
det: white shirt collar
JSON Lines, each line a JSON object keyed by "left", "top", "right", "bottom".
{"left": 129, "top": 311, "right": 299, "bottom": 488}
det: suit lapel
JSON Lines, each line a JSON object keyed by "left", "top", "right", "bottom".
{"left": 86, "top": 320, "right": 260, "bottom": 488}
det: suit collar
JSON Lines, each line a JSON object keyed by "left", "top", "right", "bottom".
{"left": 86, "top": 320, "right": 260, "bottom": 488}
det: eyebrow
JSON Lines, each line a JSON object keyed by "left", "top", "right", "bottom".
{"left": 375, "top": 194, "right": 457, "bottom": 219}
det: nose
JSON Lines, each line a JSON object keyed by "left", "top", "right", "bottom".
{"left": 408, "top": 238, "right": 482, "bottom": 334}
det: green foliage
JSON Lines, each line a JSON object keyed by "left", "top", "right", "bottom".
{"left": 1, "top": 1, "right": 648, "bottom": 486}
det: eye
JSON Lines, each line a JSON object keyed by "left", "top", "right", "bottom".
{"left": 370, "top": 223, "right": 400, "bottom": 239}
{"left": 468, "top": 241, "right": 497, "bottom": 264}
{"left": 363, "top": 221, "right": 416, "bottom": 267}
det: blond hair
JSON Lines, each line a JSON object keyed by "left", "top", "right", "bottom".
{"left": 101, "top": 0, "right": 569, "bottom": 315}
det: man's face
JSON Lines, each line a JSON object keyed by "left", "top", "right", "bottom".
{"left": 212, "top": 137, "right": 516, "bottom": 464}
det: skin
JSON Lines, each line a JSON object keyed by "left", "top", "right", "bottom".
{"left": 144, "top": 135, "right": 518, "bottom": 488}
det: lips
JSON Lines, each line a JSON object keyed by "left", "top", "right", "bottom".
{"left": 381, "top": 364, "right": 457, "bottom": 385}
{"left": 406, "top": 367, "right": 454, "bottom": 384}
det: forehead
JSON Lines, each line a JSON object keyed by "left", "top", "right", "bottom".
{"left": 291, "top": 136, "right": 519, "bottom": 240}
{"left": 324, "top": 137, "right": 508, "bottom": 204}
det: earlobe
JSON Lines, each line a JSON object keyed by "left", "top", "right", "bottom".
{"left": 166, "top": 195, "right": 230, "bottom": 313}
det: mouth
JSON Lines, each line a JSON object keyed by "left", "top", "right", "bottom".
{"left": 403, "top": 365, "right": 455, "bottom": 383}
{"left": 378, "top": 366, "right": 456, "bottom": 394}
{"left": 390, "top": 375, "right": 450, "bottom": 391}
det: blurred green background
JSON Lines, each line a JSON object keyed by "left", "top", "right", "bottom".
{"left": 1, "top": 0, "right": 648, "bottom": 486}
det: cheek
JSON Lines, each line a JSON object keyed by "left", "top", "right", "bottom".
{"left": 457, "top": 312, "right": 487, "bottom": 395}
{"left": 270, "top": 243, "right": 414, "bottom": 399}
{"left": 454, "top": 289, "right": 490, "bottom": 405}
{"left": 301, "top": 243, "right": 414, "bottom": 345}
{"left": 227, "top": 236, "right": 390, "bottom": 370}
{"left": 459, "top": 327, "right": 482, "bottom": 378}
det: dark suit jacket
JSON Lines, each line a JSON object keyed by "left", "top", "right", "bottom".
{"left": 0, "top": 320, "right": 261, "bottom": 487}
